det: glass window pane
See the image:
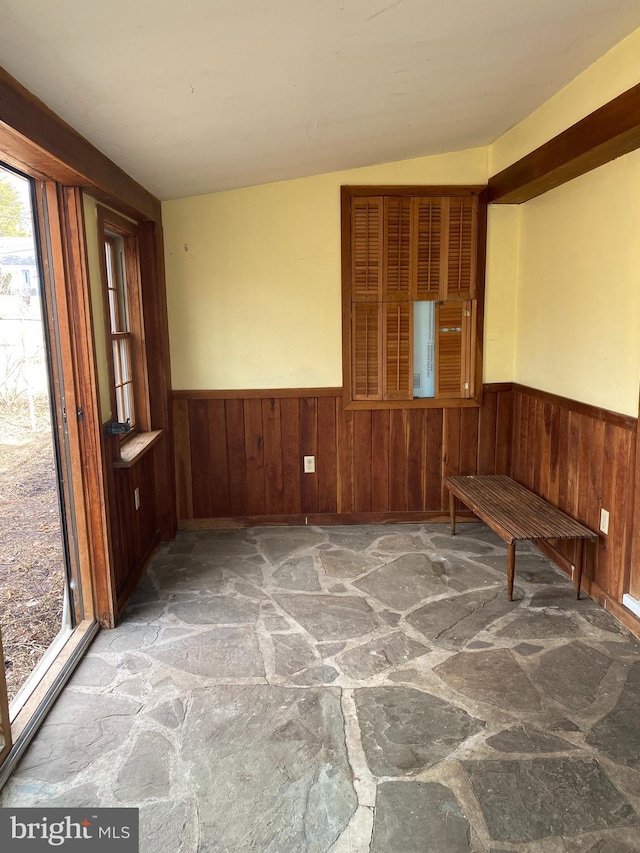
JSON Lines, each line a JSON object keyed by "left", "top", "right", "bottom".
{"left": 413, "top": 301, "right": 435, "bottom": 398}
{"left": 112, "top": 339, "right": 121, "bottom": 385}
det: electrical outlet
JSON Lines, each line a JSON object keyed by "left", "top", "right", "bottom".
{"left": 134, "top": 486, "right": 141, "bottom": 510}
{"left": 600, "top": 507, "right": 609, "bottom": 535}
{"left": 303, "top": 455, "right": 315, "bottom": 474}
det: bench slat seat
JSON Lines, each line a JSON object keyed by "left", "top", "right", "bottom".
{"left": 444, "top": 474, "right": 597, "bottom": 600}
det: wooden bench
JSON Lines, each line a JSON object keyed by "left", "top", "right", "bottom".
{"left": 443, "top": 474, "right": 598, "bottom": 601}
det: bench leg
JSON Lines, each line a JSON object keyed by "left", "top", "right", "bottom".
{"left": 575, "top": 539, "right": 584, "bottom": 600}
{"left": 449, "top": 490, "right": 456, "bottom": 536}
{"left": 507, "top": 540, "right": 516, "bottom": 601}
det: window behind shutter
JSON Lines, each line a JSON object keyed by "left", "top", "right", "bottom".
{"left": 383, "top": 197, "right": 411, "bottom": 300}
{"left": 412, "top": 198, "right": 442, "bottom": 300}
{"left": 445, "top": 197, "right": 477, "bottom": 299}
{"left": 383, "top": 302, "right": 412, "bottom": 400}
{"left": 352, "top": 302, "right": 382, "bottom": 400}
{"left": 435, "top": 300, "right": 471, "bottom": 398}
{"left": 352, "top": 197, "right": 383, "bottom": 301}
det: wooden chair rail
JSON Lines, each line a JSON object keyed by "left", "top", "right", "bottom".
{"left": 444, "top": 474, "right": 597, "bottom": 600}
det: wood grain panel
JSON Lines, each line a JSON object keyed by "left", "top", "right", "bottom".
{"left": 406, "top": 409, "right": 426, "bottom": 511}
{"left": 225, "top": 399, "right": 247, "bottom": 516}
{"left": 244, "top": 398, "right": 266, "bottom": 516}
{"left": 262, "top": 398, "right": 284, "bottom": 516}
{"left": 280, "top": 397, "right": 302, "bottom": 514}
{"left": 317, "top": 396, "right": 338, "bottom": 513}
{"left": 370, "top": 409, "right": 390, "bottom": 512}
{"left": 188, "top": 399, "right": 212, "bottom": 518}
{"left": 171, "top": 383, "right": 640, "bottom": 611}
{"left": 300, "top": 397, "right": 319, "bottom": 514}
{"left": 353, "top": 410, "right": 373, "bottom": 512}
{"left": 389, "top": 409, "right": 409, "bottom": 511}
{"left": 510, "top": 385, "right": 636, "bottom": 602}
{"left": 208, "top": 399, "right": 230, "bottom": 517}
{"left": 173, "top": 387, "right": 510, "bottom": 523}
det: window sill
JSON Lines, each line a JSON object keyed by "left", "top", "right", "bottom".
{"left": 113, "top": 429, "right": 163, "bottom": 468}
{"left": 344, "top": 397, "right": 482, "bottom": 410}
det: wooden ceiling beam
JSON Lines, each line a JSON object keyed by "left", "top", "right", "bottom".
{"left": 488, "top": 81, "right": 640, "bottom": 204}
{"left": 0, "top": 66, "right": 161, "bottom": 222}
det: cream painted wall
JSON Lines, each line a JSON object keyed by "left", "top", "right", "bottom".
{"left": 162, "top": 148, "right": 509, "bottom": 390}
{"left": 484, "top": 205, "right": 519, "bottom": 383}
{"left": 489, "top": 25, "right": 640, "bottom": 417}
{"left": 515, "top": 153, "right": 640, "bottom": 417}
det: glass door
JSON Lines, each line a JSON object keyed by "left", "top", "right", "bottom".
{"left": 0, "top": 164, "right": 78, "bottom": 736}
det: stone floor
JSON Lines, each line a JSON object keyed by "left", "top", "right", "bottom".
{"left": 2, "top": 523, "right": 640, "bottom": 852}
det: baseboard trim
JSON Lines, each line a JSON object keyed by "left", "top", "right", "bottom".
{"left": 178, "top": 511, "right": 478, "bottom": 530}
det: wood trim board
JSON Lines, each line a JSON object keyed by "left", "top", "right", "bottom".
{"left": 489, "top": 81, "right": 640, "bottom": 204}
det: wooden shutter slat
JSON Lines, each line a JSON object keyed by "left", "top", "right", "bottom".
{"left": 435, "top": 300, "right": 471, "bottom": 398}
{"left": 383, "top": 197, "right": 411, "bottom": 300}
{"left": 383, "top": 302, "right": 412, "bottom": 400}
{"left": 412, "top": 197, "right": 442, "bottom": 300}
{"left": 352, "top": 302, "right": 382, "bottom": 400}
{"left": 445, "top": 197, "right": 477, "bottom": 299}
{"left": 351, "top": 197, "right": 383, "bottom": 301}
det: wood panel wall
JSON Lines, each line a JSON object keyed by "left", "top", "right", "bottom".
{"left": 173, "top": 385, "right": 513, "bottom": 525}
{"left": 172, "top": 383, "right": 640, "bottom": 626}
{"left": 510, "top": 385, "right": 636, "bottom": 602}
{"left": 108, "top": 444, "right": 161, "bottom": 616}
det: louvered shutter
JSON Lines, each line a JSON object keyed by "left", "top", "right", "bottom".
{"left": 352, "top": 302, "right": 382, "bottom": 400}
{"left": 444, "top": 197, "right": 477, "bottom": 299}
{"left": 412, "top": 197, "right": 443, "bottom": 300}
{"left": 383, "top": 197, "right": 411, "bottom": 300}
{"left": 351, "top": 197, "right": 383, "bottom": 301}
{"left": 435, "top": 300, "right": 471, "bottom": 398}
{"left": 383, "top": 302, "right": 412, "bottom": 400}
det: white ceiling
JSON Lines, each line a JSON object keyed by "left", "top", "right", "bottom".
{"left": 1, "top": 0, "right": 639, "bottom": 200}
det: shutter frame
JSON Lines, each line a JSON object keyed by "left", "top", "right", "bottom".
{"left": 352, "top": 302, "right": 382, "bottom": 400}
{"left": 444, "top": 196, "right": 477, "bottom": 299}
{"left": 351, "top": 197, "right": 383, "bottom": 301}
{"left": 383, "top": 301, "right": 413, "bottom": 400}
{"left": 435, "top": 300, "right": 472, "bottom": 398}
{"left": 411, "top": 197, "right": 443, "bottom": 300}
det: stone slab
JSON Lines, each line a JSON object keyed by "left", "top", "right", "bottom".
{"left": 258, "top": 530, "right": 325, "bottom": 563}
{"left": 497, "top": 609, "right": 581, "bottom": 639}
{"left": 167, "top": 596, "right": 260, "bottom": 625}
{"left": 407, "top": 589, "right": 519, "bottom": 649}
{"left": 354, "top": 554, "right": 446, "bottom": 610}
{"left": 274, "top": 594, "right": 379, "bottom": 640}
{"left": 182, "top": 686, "right": 356, "bottom": 851}
{"left": 586, "top": 660, "right": 640, "bottom": 768}
{"left": 337, "top": 632, "right": 429, "bottom": 679}
{"left": 272, "top": 556, "right": 321, "bottom": 590}
{"left": 147, "top": 627, "right": 265, "bottom": 677}
{"left": 13, "top": 692, "right": 142, "bottom": 783}
{"left": 371, "top": 781, "right": 470, "bottom": 852}
{"left": 463, "top": 757, "right": 638, "bottom": 843}
{"left": 486, "top": 725, "right": 576, "bottom": 754}
{"left": 272, "top": 633, "right": 317, "bottom": 675}
{"left": 320, "top": 549, "right": 380, "bottom": 578}
{"left": 355, "top": 687, "right": 484, "bottom": 776}
{"left": 115, "top": 731, "right": 173, "bottom": 802}
{"left": 532, "top": 641, "right": 611, "bottom": 712}
{"left": 435, "top": 650, "right": 541, "bottom": 712}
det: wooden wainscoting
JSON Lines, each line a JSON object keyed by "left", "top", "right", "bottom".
{"left": 510, "top": 385, "right": 637, "bottom": 602}
{"left": 172, "top": 384, "right": 513, "bottom": 526}
{"left": 106, "top": 440, "right": 162, "bottom": 619}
